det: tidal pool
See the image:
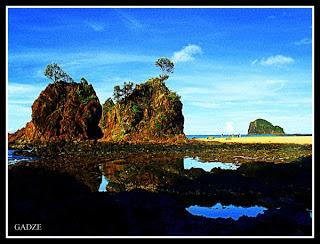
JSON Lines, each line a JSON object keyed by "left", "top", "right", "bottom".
{"left": 186, "top": 203, "right": 267, "bottom": 220}
{"left": 8, "top": 149, "right": 37, "bottom": 165}
{"left": 98, "top": 175, "right": 109, "bottom": 192}
{"left": 184, "top": 157, "right": 240, "bottom": 171}
{"left": 98, "top": 164, "right": 109, "bottom": 192}
{"left": 306, "top": 209, "right": 312, "bottom": 219}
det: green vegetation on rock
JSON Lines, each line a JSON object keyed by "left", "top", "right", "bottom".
{"left": 100, "top": 77, "right": 185, "bottom": 142}
{"left": 155, "top": 57, "right": 174, "bottom": 80}
{"left": 113, "top": 81, "right": 134, "bottom": 103}
{"left": 44, "top": 63, "right": 74, "bottom": 83}
{"left": 248, "top": 119, "right": 285, "bottom": 135}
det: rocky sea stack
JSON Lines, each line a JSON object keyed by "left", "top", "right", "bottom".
{"left": 248, "top": 119, "right": 285, "bottom": 135}
{"left": 9, "top": 78, "right": 102, "bottom": 146}
{"left": 100, "top": 78, "right": 185, "bottom": 143}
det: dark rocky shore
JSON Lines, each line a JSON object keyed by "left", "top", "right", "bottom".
{"left": 10, "top": 139, "right": 312, "bottom": 165}
{"left": 8, "top": 154, "right": 312, "bottom": 236}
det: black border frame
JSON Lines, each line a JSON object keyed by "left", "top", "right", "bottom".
{"left": 2, "top": 0, "right": 319, "bottom": 239}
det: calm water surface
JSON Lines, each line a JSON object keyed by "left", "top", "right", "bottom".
{"left": 183, "top": 157, "right": 239, "bottom": 171}
{"left": 8, "top": 149, "right": 36, "bottom": 165}
{"left": 98, "top": 156, "right": 240, "bottom": 192}
{"left": 186, "top": 203, "right": 267, "bottom": 220}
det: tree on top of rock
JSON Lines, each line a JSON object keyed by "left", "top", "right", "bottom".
{"left": 44, "top": 63, "right": 74, "bottom": 83}
{"left": 113, "top": 81, "right": 134, "bottom": 103}
{"left": 155, "top": 57, "right": 174, "bottom": 80}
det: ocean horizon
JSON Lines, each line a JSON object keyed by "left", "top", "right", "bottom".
{"left": 186, "top": 133, "right": 312, "bottom": 139}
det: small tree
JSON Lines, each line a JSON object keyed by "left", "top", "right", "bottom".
{"left": 155, "top": 57, "right": 174, "bottom": 80}
{"left": 80, "top": 77, "right": 89, "bottom": 86}
{"left": 113, "top": 81, "right": 134, "bottom": 103}
{"left": 44, "top": 63, "right": 74, "bottom": 83}
{"left": 113, "top": 85, "right": 122, "bottom": 102}
{"left": 123, "top": 81, "right": 134, "bottom": 97}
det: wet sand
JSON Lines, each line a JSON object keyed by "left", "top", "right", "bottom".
{"left": 196, "top": 136, "right": 312, "bottom": 145}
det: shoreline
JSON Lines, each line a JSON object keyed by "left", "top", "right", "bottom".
{"left": 194, "top": 136, "right": 312, "bottom": 145}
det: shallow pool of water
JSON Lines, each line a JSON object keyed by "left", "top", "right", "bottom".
{"left": 98, "top": 175, "right": 109, "bottom": 192}
{"left": 184, "top": 157, "right": 239, "bottom": 171}
{"left": 8, "top": 149, "right": 37, "bottom": 165}
{"left": 186, "top": 203, "right": 267, "bottom": 220}
{"left": 306, "top": 209, "right": 312, "bottom": 219}
{"left": 98, "top": 164, "right": 110, "bottom": 192}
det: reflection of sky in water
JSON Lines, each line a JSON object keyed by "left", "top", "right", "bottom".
{"left": 306, "top": 209, "right": 312, "bottom": 219}
{"left": 8, "top": 149, "right": 36, "bottom": 165}
{"left": 98, "top": 175, "right": 109, "bottom": 192}
{"left": 98, "top": 164, "right": 109, "bottom": 192}
{"left": 184, "top": 157, "right": 239, "bottom": 171}
{"left": 186, "top": 203, "right": 267, "bottom": 220}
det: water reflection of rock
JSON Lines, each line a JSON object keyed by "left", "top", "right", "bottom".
{"left": 11, "top": 156, "right": 102, "bottom": 192}
{"left": 99, "top": 154, "right": 185, "bottom": 192}
{"left": 9, "top": 161, "right": 312, "bottom": 236}
{"left": 10, "top": 153, "right": 312, "bottom": 213}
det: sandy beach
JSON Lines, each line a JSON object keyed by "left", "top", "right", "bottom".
{"left": 195, "top": 136, "right": 312, "bottom": 145}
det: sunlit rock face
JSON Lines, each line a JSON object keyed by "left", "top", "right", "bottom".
{"left": 9, "top": 80, "right": 102, "bottom": 145}
{"left": 100, "top": 78, "right": 185, "bottom": 143}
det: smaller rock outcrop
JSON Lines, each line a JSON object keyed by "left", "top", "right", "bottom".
{"left": 248, "top": 119, "right": 285, "bottom": 135}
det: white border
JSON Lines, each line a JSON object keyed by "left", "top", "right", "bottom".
{"left": 6, "top": 5, "right": 315, "bottom": 239}
{"left": 6, "top": 5, "right": 9, "bottom": 240}
{"left": 311, "top": 5, "right": 315, "bottom": 238}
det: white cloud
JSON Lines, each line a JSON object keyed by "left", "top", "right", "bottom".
{"left": 259, "top": 55, "right": 294, "bottom": 66}
{"left": 8, "top": 82, "right": 47, "bottom": 116}
{"left": 180, "top": 78, "right": 287, "bottom": 103}
{"left": 225, "top": 122, "right": 234, "bottom": 133}
{"left": 9, "top": 83, "right": 40, "bottom": 94}
{"left": 251, "top": 59, "right": 258, "bottom": 65}
{"left": 177, "top": 87, "right": 211, "bottom": 96}
{"left": 8, "top": 104, "right": 32, "bottom": 114}
{"left": 9, "top": 51, "right": 155, "bottom": 68}
{"left": 267, "top": 15, "right": 276, "bottom": 19}
{"left": 87, "top": 22, "right": 105, "bottom": 32}
{"left": 9, "top": 99, "right": 35, "bottom": 105}
{"left": 216, "top": 79, "right": 287, "bottom": 99}
{"left": 172, "top": 44, "right": 202, "bottom": 63}
{"left": 294, "top": 38, "right": 311, "bottom": 46}
{"left": 251, "top": 55, "right": 294, "bottom": 67}
{"left": 190, "top": 101, "right": 219, "bottom": 109}
{"left": 116, "top": 10, "right": 144, "bottom": 31}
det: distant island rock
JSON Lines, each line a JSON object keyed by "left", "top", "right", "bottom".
{"left": 248, "top": 119, "right": 285, "bottom": 135}
{"left": 99, "top": 78, "right": 185, "bottom": 142}
{"left": 9, "top": 78, "right": 102, "bottom": 146}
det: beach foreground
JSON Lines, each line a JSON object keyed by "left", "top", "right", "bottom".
{"left": 196, "top": 136, "right": 312, "bottom": 145}
{"left": 8, "top": 140, "right": 312, "bottom": 236}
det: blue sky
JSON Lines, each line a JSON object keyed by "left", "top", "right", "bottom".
{"left": 8, "top": 7, "right": 313, "bottom": 134}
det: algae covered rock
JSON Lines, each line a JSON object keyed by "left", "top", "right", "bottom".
{"left": 9, "top": 78, "right": 102, "bottom": 146}
{"left": 248, "top": 119, "right": 285, "bottom": 135}
{"left": 100, "top": 78, "right": 185, "bottom": 142}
